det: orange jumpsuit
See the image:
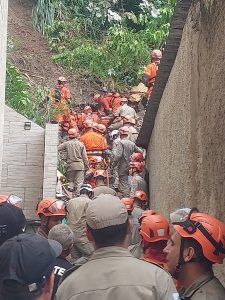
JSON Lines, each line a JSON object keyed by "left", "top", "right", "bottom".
{"left": 144, "top": 63, "right": 158, "bottom": 97}
{"left": 80, "top": 130, "right": 108, "bottom": 152}
{"left": 111, "top": 96, "right": 122, "bottom": 113}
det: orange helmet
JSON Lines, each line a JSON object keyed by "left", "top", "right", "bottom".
{"left": 151, "top": 49, "right": 162, "bottom": 59}
{"left": 139, "top": 209, "right": 158, "bottom": 224}
{"left": 96, "top": 124, "right": 106, "bottom": 134}
{"left": 58, "top": 76, "right": 67, "bottom": 82}
{"left": 88, "top": 156, "right": 103, "bottom": 166}
{"left": 0, "top": 195, "right": 7, "bottom": 203}
{"left": 139, "top": 213, "right": 170, "bottom": 243}
{"left": 123, "top": 115, "right": 136, "bottom": 125}
{"left": 121, "top": 198, "right": 134, "bottom": 212}
{"left": 84, "top": 106, "right": 92, "bottom": 114}
{"left": 37, "top": 198, "right": 66, "bottom": 217}
{"left": 129, "top": 161, "right": 143, "bottom": 173}
{"left": 173, "top": 212, "right": 225, "bottom": 264}
{"left": 134, "top": 190, "right": 147, "bottom": 202}
{"left": 83, "top": 119, "right": 93, "bottom": 129}
{"left": 68, "top": 128, "right": 78, "bottom": 138}
{"left": 131, "top": 152, "right": 144, "bottom": 162}
{"left": 93, "top": 94, "right": 101, "bottom": 102}
{"left": 94, "top": 170, "right": 107, "bottom": 179}
{"left": 119, "top": 126, "right": 129, "bottom": 136}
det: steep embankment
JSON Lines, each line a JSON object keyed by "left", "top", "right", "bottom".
{"left": 7, "top": 0, "right": 94, "bottom": 102}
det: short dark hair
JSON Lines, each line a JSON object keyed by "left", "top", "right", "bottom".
{"left": 183, "top": 237, "right": 213, "bottom": 270}
{"left": 80, "top": 189, "right": 92, "bottom": 197}
{"left": 87, "top": 219, "right": 129, "bottom": 247}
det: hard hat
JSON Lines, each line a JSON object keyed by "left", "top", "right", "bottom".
{"left": 139, "top": 213, "right": 170, "bottom": 243}
{"left": 0, "top": 195, "right": 7, "bottom": 203}
{"left": 7, "top": 194, "right": 24, "bottom": 209}
{"left": 121, "top": 198, "right": 134, "bottom": 213}
{"left": 119, "top": 126, "right": 129, "bottom": 136}
{"left": 37, "top": 198, "right": 66, "bottom": 217}
{"left": 121, "top": 97, "right": 128, "bottom": 102}
{"left": 58, "top": 76, "right": 67, "bottom": 82}
{"left": 84, "top": 106, "right": 92, "bottom": 114}
{"left": 83, "top": 119, "right": 93, "bottom": 129}
{"left": 133, "top": 190, "right": 147, "bottom": 202}
{"left": 123, "top": 115, "right": 136, "bottom": 125}
{"left": 173, "top": 212, "right": 225, "bottom": 264}
{"left": 151, "top": 49, "right": 162, "bottom": 59}
{"left": 129, "top": 161, "right": 143, "bottom": 173}
{"left": 96, "top": 124, "right": 106, "bottom": 134}
{"left": 131, "top": 152, "right": 144, "bottom": 162}
{"left": 88, "top": 156, "right": 103, "bottom": 166}
{"left": 139, "top": 209, "right": 158, "bottom": 224}
{"left": 94, "top": 170, "right": 107, "bottom": 179}
{"left": 68, "top": 128, "right": 78, "bottom": 138}
{"left": 111, "top": 130, "right": 119, "bottom": 138}
{"left": 93, "top": 94, "right": 101, "bottom": 102}
{"left": 80, "top": 184, "right": 93, "bottom": 193}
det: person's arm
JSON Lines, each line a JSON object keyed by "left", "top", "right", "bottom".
{"left": 58, "top": 142, "right": 66, "bottom": 152}
{"left": 81, "top": 145, "right": 89, "bottom": 170}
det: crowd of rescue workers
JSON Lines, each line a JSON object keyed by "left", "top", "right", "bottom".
{"left": 0, "top": 49, "right": 225, "bottom": 300}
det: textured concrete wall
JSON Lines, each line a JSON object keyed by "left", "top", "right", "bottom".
{"left": 43, "top": 124, "right": 58, "bottom": 198}
{"left": 0, "top": 0, "right": 8, "bottom": 184}
{"left": 147, "top": 0, "right": 225, "bottom": 284}
{"left": 1, "top": 106, "right": 44, "bottom": 218}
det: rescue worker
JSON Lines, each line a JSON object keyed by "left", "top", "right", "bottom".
{"left": 48, "top": 224, "right": 74, "bottom": 300}
{"left": 92, "top": 170, "right": 116, "bottom": 198}
{"left": 58, "top": 128, "right": 89, "bottom": 195}
{"left": 123, "top": 115, "right": 138, "bottom": 142}
{"left": 143, "top": 49, "right": 162, "bottom": 98}
{"left": 56, "top": 195, "right": 178, "bottom": 300}
{"left": 36, "top": 198, "right": 67, "bottom": 238}
{"left": 0, "top": 194, "right": 24, "bottom": 208}
{"left": 132, "top": 190, "right": 148, "bottom": 219}
{"left": 112, "top": 126, "right": 142, "bottom": 197}
{"left": 80, "top": 120, "right": 108, "bottom": 156}
{"left": 66, "top": 184, "right": 94, "bottom": 261}
{"left": 164, "top": 209, "right": 225, "bottom": 299}
{"left": 93, "top": 93, "right": 112, "bottom": 115}
{"left": 130, "top": 210, "right": 170, "bottom": 267}
{"left": 114, "top": 97, "right": 137, "bottom": 119}
{"left": 129, "top": 161, "right": 148, "bottom": 198}
{"left": 48, "top": 76, "right": 71, "bottom": 123}
{"left": 121, "top": 197, "right": 141, "bottom": 246}
{"left": 83, "top": 105, "right": 100, "bottom": 123}
{"left": 95, "top": 123, "right": 107, "bottom": 136}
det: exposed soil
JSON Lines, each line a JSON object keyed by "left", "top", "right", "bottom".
{"left": 7, "top": 0, "right": 96, "bottom": 103}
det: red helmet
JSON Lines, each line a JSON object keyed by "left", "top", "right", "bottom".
{"left": 134, "top": 190, "right": 147, "bottom": 202}
{"left": 83, "top": 119, "right": 93, "bottom": 129}
{"left": 93, "top": 94, "right": 101, "bottom": 102}
{"left": 129, "top": 161, "right": 143, "bottom": 173}
{"left": 68, "top": 128, "right": 78, "bottom": 138}
{"left": 121, "top": 198, "right": 134, "bottom": 212}
{"left": 151, "top": 49, "right": 162, "bottom": 59}
{"left": 119, "top": 126, "right": 129, "bottom": 136}
{"left": 84, "top": 106, "right": 92, "bottom": 114}
{"left": 139, "top": 213, "right": 170, "bottom": 243}
{"left": 37, "top": 198, "right": 66, "bottom": 217}
{"left": 0, "top": 195, "right": 7, "bottom": 203}
{"left": 94, "top": 170, "right": 107, "bottom": 179}
{"left": 96, "top": 124, "right": 106, "bottom": 134}
{"left": 131, "top": 152, "right": 144, "bottom": 162}
{"left": 173, "top": 212, "right": 225, "bottom": 264}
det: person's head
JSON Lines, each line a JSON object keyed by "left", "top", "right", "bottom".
{"left": 36, "top": 199, "right": 66, "bottom": 234}
{"left": 83, "top": 106, "right": 92, "bottom": 115}
{"left": 131, "top": 152, "right": 144, "bottom": 163}
{"left": 133, "top": 190, "right": 148, "bottom": 208}
{"left": 151, "top": 49, "right": 162, "bottom": 65}
{"left": 110, "top": 130, "right": 119, "bottom": 140}
{"left": 0, "top": 233, "right": 62, "bottom": 300}
{"left": 121, "top": 198, "right": 134, "bottom": 215}
{"left": 95, "top": 124, "right": 106, "bottom": 135}
{"left": 164, "top": 210, "right": 225, "bottom": 281}
{"left": 121, "top": 97, "right": 128, "bottom": 106}
{"left": 0, "top": 194, "right": 24, "bottom": 208}
{"left": 68, "top": 128, "right": 78, "bottom": 139}
{"left": 139, "top": 212, "right": 170, "bottom": 263}
{"left": 83, "top": 119, "right": 93, "bottom": 131}
{"left": 48, "top": 224, "right": 74, "bottom": 258}
{"left": 86, "top": 195, "right": 130, "bottom": 249}
{"left": 93, "top": 94, "right": 101, "bottom": 103}
{"left": 129, "top": 161, "right": 143, "bottom": 176}
{"left": 123, "top": 115, "right": 136, "bottom": 126}
{"left": 0, "top": 202, "right": 26, "bottom": 246}
{"left": 88, "top": 156, "right": 103, "bottom": 168}
{"left": 119, "top": 126, "right": 129, "bottom": 138}
{"left": 58, "top": 76, "right": 67, "bottom": 87}
{"left": 93, "top": 170, "right": 107, "bottom": 186}
{"left": 79, "top": 184, "right": 93, "bottom": 199}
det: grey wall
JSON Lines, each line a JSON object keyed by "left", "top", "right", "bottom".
{"left": 0, "top": 0, "right": 8, "bottom": 185}
{"left": 147, "top": 0, "right": 225, "bottom": 284}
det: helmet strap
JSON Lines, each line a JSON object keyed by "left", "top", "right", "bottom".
{"left": 174, "top": 238, "right": 186, "bottom": 279}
